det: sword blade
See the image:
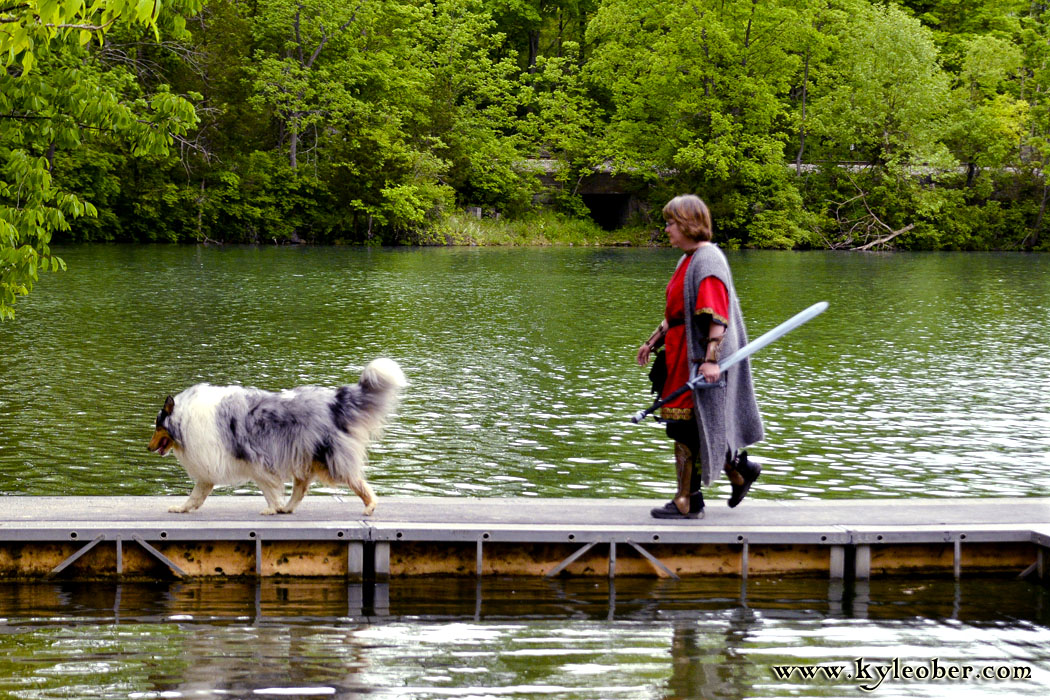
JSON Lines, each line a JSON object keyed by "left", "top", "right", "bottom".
{"left": 688, "top": 300, "right": 828, "bottom": 388}
{"left": 631, "top": 301, "right": 828, "bottom": 423}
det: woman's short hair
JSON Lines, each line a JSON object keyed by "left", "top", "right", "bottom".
{"left": 662, "top": 195, "right": 712, "bottom": 242}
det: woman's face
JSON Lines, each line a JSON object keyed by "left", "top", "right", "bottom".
{"left": 665, "top": 219, "right": 693, "bottom": 251}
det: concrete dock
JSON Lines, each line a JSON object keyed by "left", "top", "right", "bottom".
{"left": 2, "top": 496, "right": 1048, "bottom": 581}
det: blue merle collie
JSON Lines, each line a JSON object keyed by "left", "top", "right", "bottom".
{"left": 148, "top": 358, "right": 406, "bottom": 516}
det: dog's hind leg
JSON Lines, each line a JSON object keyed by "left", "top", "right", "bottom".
{"left": 345, "top": 475, "right": 377, "bottom": 516}
{"left": 170, "top": 481, "right": 214, "bottom": 513}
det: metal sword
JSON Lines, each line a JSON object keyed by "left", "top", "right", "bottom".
{"left": 631, "top": 300, "right": 829, "bottom": 424}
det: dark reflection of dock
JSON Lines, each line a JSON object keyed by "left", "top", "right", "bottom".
{"left": 3, "top": 577, "right": 1046, "bottom": 626}
{"left": 2, "top": 496, "right": 1048, "bottom": 582}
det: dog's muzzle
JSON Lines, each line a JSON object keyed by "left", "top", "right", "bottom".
{"left": 148, "top": 431, "right": 174, "bottom": 456}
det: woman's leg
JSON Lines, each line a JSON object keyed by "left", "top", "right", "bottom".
{"left": 672, "top": 441, "right": 701, "bottom": 514}
{"left": 724, "top": 450, "right": 761, "bottom": 508}
{"left": 651, "top": 421, "right": 705, "bottom": 519}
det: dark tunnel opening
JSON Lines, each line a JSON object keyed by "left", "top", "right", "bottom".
{"left": 581, "top": 193, "right": 632, "bottom": 231}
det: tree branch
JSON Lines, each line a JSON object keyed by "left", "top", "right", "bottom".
{"left": 0, "top": 112, "right": 50, "bottom": 120}
{"left": 304, "top": 2, "right": 363, "bottom": 68}
{"left": 47, "top": 22, "right": 114, "bottom": 30}
{"left": 0, "top": 16, "right": 117, "bottom": 31}
{"left": 853, "top": 224, "right": 915, "bottom": 251}
{"left": 294, "top": 3, "right": 305, "bottom": 65}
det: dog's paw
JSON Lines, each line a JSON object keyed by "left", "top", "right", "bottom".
{"left": 260, "top": 507, "right": 278, "bottom": 515}
{"left": 169, "top": 505, "right": 189, "bottom": 513}
{"left": 362, "top": 502, "right": 376, "bottom": 516}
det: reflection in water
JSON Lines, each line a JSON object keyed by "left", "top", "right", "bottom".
{"left": 1, "top": 246, "right": 1048, "bottom": 502}
{"left": 0, "top": 577, "right": 1048, "bottom": 698}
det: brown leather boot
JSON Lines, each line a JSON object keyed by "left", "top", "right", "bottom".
{"left": 651, "top": 442, "right": 704, "bottom": 519}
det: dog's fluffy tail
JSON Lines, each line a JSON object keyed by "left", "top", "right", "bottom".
{"left": 360, "top": 357, "right": 408, "bottom": 394}
{"left": 323, "top": 358, "right": 406, "bottom": 486}
{"left": 345, "top": 358, "right": 406, "bottom": 442}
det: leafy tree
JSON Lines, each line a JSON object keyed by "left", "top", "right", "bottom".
{"left": 810, "top": 2, "right": 951, "bottom": 167}
{"left": 1, "top": 0, "right": 200, "bottom": 318}
{"left": 410, "top": 0, "right": 529, "bottom": 216}
{"left": 516, "top": 40, "right": 600, "bottom": 215}
{"left": 1015, "top": 3, "right": 1050, "bottom": 249}
{"left": 247, "top": 0, "right": 372, "bottom": 172}
{"left": 484, "top": 0, "right": 543, "bottom": 68}
{"left": 805, "top": 2, "right": 956, "bottom": 248}
{"left": 786, "top": 0, "right": 859, "bottom": 174}
{"left": 896, "top": 0, "right": 1026, "bottom": 70}
{"left": 482, "top": 0, "right": 595, "bottom": 70}
{"left": 585, "top": 0, "right": 814, "bottom": 246}
{"left": 945, "top": 35, "right": 1027, "bottom": 186}
{"left": 236, "top": 0, "right": 530, "bottom": 241}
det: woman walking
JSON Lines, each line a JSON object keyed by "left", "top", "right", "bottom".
{"left": 636, "top": 195, "right": 764, "bottom": 519}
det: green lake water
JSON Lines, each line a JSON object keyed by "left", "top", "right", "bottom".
{"left": 0, "top": 577, "right": 1047, "bottom": 698}
{"left": 1, "top": 245, "right": 1049, "bottom": 697}
{"left": 1, "top": 245, "right": 1049, "bottom": 500}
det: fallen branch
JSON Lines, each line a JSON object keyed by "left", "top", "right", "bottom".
{"left": 853, "top": 223, "right": 915, "bottom": 251}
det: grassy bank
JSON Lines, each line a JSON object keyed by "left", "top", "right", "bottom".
{"left": 422, "top": 211, "right": 657, "bottom": 247}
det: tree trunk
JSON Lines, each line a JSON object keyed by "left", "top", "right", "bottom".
{"left": 742, "top": 0, "right": 756, "bottom": 68}
{"left": 196, "top": 179, "right": 205, "bottom": 238}
{"left": 1028, "top": 177, "right": 1048, "bottom": 249}
{"left": 795, "top": 50, "right": 810, "bottom": 175}
{"left": 557, "top": 10, "right": 563, "bottom": 57}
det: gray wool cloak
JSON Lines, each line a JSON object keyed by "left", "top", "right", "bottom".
{"left": 681, "top": 244, "right": 764, "bottom": 486}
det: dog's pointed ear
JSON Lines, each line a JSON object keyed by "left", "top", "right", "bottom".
{"left": 163, "top": 396, "right": 175, "bottom": 415}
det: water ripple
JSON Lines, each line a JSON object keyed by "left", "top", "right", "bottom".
{"left": 1, "top": 246, "right": 1048, "bottom": 501}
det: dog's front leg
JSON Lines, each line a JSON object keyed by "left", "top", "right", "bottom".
{"left": 170, "top": 482, "right": 214, "bottom": 513}
{"left": 258, "top": 481, "right": 286, "bottom": 515}
{"left": 279, "top": 474, "right": 314, "bottom": 514}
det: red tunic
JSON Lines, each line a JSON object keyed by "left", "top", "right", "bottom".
{"left": 660, "top": 255, "right": 729, "bottom": 421}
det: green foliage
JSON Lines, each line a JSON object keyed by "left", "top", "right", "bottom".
{"left": 429, "top": 209, "right": 628, "bottom": 245}
{"left": 412, "top": 0, "right": 531, "bottom": 214}
{"left": 237, "top": 0, "right": 522, "bottom": 238}
{"left": 810, "top": 3, "right": 952, "bottom": 167}
{"left": 584, "top": 0, "right": 813, "bottom": 245}
{"left": 896, "top": 0, "right": 1026, "bottom": 71}
{"left": 1, "top": 0, "right": 201, "bottom": 317}
{"left": 6, "top": 0, "right": 1050, "bottom": 287}
{"left": 517, "top": 41, "right": 601, "bottom": 215}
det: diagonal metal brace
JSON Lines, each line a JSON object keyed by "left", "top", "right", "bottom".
{"left": 132, "top": 535, "right": 187, "bottom": 577}
{"left": 544, "top": 541, "right": 598, "bottom": 578}
{"left": 627, "top": 541, "right": 680, "bottom": 580}
{"left": 49, "top": 535, "right": 105, "bottom": 577}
